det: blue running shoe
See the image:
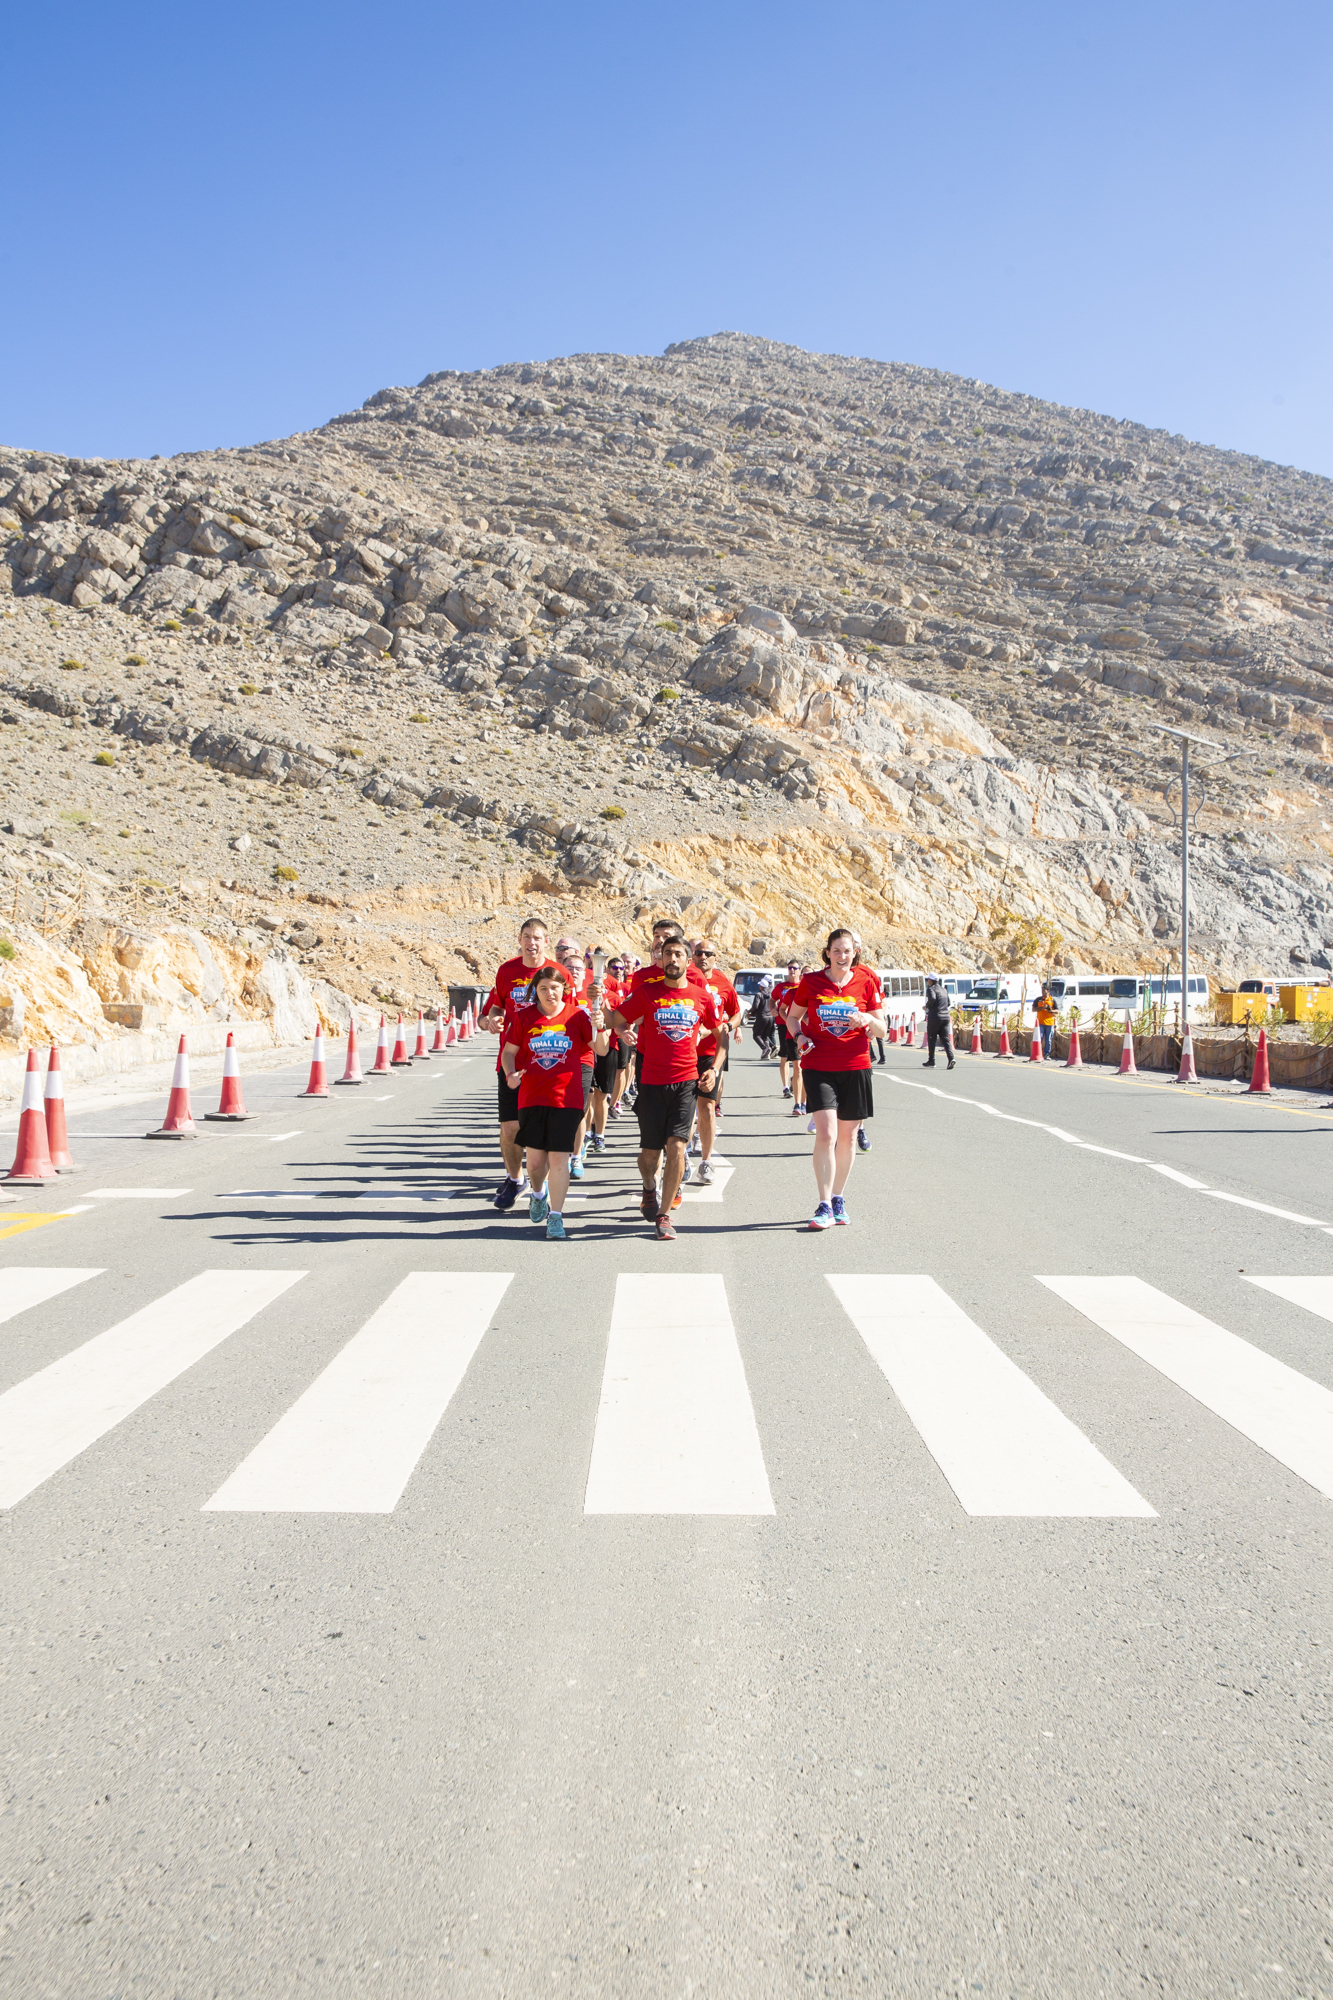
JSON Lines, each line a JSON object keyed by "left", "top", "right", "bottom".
{"left": 570, "top": 1154, "right": 585, "bottom": 1180}
{"left": 492, "top": 1176, "right": 521, "bottom": 1212}
{"left": 529, "top": 1190, "right": 549, "bottom": 1225}
{"left": 808, "top": 1202, "right": 834, "bottom": 1231}
{"left": 856, "top": 1127, "right": 871, "bottom": 1153}
{"left": 591, "top": 1133, "right": 606, "bottom": 1154}
{"left": 831, "top": 1195, "right": 850, "bottom": 1226}
{"left": 546, "top": 1212, "right": 566, "bottom": 1241}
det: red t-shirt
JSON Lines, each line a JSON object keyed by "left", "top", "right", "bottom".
{"left": 507, "top": 1002, "right": 593, "bottom": 1110}
{"left": 792, "top": 965, "right": 884, "bottom": 1072}
{"left": 629, "top": 961, "right": 707, "bottom": 993}
{"left": 696, "top": 969, "right": 739, "bottom": 1062}
{"left": 615, "top": 976, "right": 721, "bottom": 1085}
{"left": 485, "top": 955, "right": 559, "bottom": 1072}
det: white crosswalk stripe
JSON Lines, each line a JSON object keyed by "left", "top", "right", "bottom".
{"left": 1243, "top": 1274, "right": 1333, "bottom": 1323}
{"left": 0, "top": 1268, "right": 103, "bottom": 1328}
{"left": 584, "top": 1275, "right": 774, "bottom": 1515}
{"left": 828, "top": 1275, "right": 1154, "bottom": 1518}
{"left": 1039, "top": 1276, "right": 1333, "bottom": 1501}
{"left": 680, "top": 1166, "right": 734, "bottom": 1204}
{"left": 0, "top": 1270, "right": 304, "bottom": 1508}
{"left": 204, "top": 1272, "right": 512, "bottom": 1513}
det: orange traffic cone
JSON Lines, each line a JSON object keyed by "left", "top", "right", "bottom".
{"left": 1116, "top": 1021, "right": 1137, "bottom": 1076}
{"left": 1065, "top": 1020, "right": 1083, "bottom": 1069}
{"left": 1177, "top": 1019, "right": 1199, "bottom": 1085}
{"left": 335, "top": 1015, "right": 364, "bottom": 1085}
{"left": 204, "top": 1032, "right": 252, "bottom": 1120}
{"left": 44, "top": 1044, "right": 76, "bottom": 1171}
{"left": 1029, "top": 1016, "right": 1043, "bottom": 1062}
{"left": 887, "top": 1016, "right": 898, "bottom": 1046}
{"left": 390, "top": 1014, "right": 411, "bottom": 1066}
{"left": 300, "top": 1029, "right": 330, "bottom": 1098}
{"left": 431, "top": 1004, "right": 446, "bottom": 1054}
{"left": 997, "top": 1018, "right": 1013, "bottom": 1058}
{"left": 413, "top": 1010, "right": 429, "bottom": 1059}
{"left": 444, "top": 1011, "right": 457, "bottom": 1047}
{"left": 1248, "top": 1026, "right": 1271, "bottom": 1095}
{"left": 370, "top": 1014, "right": 391, "bottom": 1074}
{"left": 969, "top": 1015, "right": 982, "bottom": 1055}
{"left": 6, "top": 1049, "right": 57, "bottom": 1181}
{"left": 146, "top": 1036, "right": 196, "bottom": 1139}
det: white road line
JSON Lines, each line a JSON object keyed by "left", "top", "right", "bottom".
{"left": 1038, "top": 1275, "right": 1333, "bottom": 1501}
{"left": 680, "top": 1167, "right": 734, "bottom": 1205}
{"left": 0, "top": 1268, "right": 103, "bottom": 1328}
{"left": 1243, "top": 1275, "right": 1333, "bottom": 1323}
{"left": 584, "top": 1275, "right": 774, "bottom": 1516}
{"left": 1150, "top": 1164, "right": 1211, "bottom": 1188}
{"left": 204, "top": 1272, "right": 511, "bottom": 1513}
{"left": 267, "top": 1131, "right": 302, "bottom": 1142}
{"left": 827, "top": 1274, "right": 1154, "bottom": 1519}
{"left": 1204, "top": 1191, "right": 1325, "bottom": 1225}
{"left": 89, "top": 1188, "right": 193, "bottom": 1200}
{"left": 0, "top": 1270, "right": 305, "bottom": 1508}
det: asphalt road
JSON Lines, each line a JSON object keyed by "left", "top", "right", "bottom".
{"left": 1, "top": 1035, "right": 1331, "bottom": 1999}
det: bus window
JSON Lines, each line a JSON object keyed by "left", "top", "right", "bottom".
{"left": 1110, "top": 977, "right": 1140, "bottom": 1001}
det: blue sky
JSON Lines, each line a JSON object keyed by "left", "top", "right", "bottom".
{"left": 4, "top": 1, "right": 1330, "bottom": 475}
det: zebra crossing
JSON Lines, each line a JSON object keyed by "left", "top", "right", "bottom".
{"left": 1, "top": 1262, "right": 1330, "bottom": 1518}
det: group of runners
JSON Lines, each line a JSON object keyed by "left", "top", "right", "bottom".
{"left": 480, "top": 915, "right": 886, "bottom": 1240}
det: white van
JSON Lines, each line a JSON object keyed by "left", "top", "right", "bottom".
{"left": 1108, "top": 974, "right": 1211, "bottom": 1023}
{"left": 954, "top": 973, "right": 1041, "bottom": 1018}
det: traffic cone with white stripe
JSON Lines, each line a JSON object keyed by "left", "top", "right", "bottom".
{"left": 334, "top": 1015, "right": 363, "bottom": 1085}
{"left": 969, "top": 1015, "right": 982, "bottom": 1055}
{"left": 431, "top": 1004, "right": 446, "bottom": 1054}
{"left": 413, "top": 1010, "right": 429, "bottom": 1059}
{"left": 390, "top": 1014, "right": 411, "bottom": 1066}
{"left": 1248, "top": 1026, "right": 1271, "bottom": 1095}
{"left": 1065, "top": 1020, "right": 1083, "bottom": 1069}
{"left": 1029, "top": 1016, "right": 1043, "bottom": 1062}
{"left": 444, "top": 1010, "right": 457, "bottom": 1047}
{"left": 146, "top": 1035, "right": 196, "bottom": 1139}
{"left": 997, "top": 1018, "right": 1013, "bottom": 1059}
{"left": 887, "top": 1016, "right": 898, "bottom": 1046}
{"left": 460, "top": 1005, "right": 472, "bottom": 1043}
{"left": 370, "top": 1014, "right": 391, "bottom": 1074}
{"left": 6, "top": 1049, "right": 56, "bottom": 1181}
{"left": 1176, "top": 1019, "right": 1199, "bottom": 1085}
{"left": 44, "top": 1044, "right": 76, "bottom": 1170}
{"left": 204, "top": 1032, "right": 252, "bottom": 1120}
{"left": 1116, "top": 1020, "right": 1138, "bottom": 1076}
{"left": 299, "top": 1029, "right": 330, "bottom": 1098}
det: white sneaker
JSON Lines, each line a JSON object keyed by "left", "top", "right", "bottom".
{"left": 697, "top": 1160, "right": 715, "bottom": 1186}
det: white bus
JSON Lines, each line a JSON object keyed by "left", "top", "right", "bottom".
{"left": 877, "top": 967, "right": 927, "bottom": 1007}
{"left": 1106, "top": 973, "right": 1211, "bottom": 1023}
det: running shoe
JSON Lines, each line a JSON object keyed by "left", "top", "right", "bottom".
{"left": 682, "top": 1158, "right": 693, "bottom": 1183}
{"left": 687, "top": 1133, "right": 702, "bottom": 1157}
{"left": 609, "top": 1103, "right": 622, "bottom": 1121}
{"left": 791, "top": 1102, "right": 803, "bottom": 1117}
{"left": 656, "top": 1214, "right": 677, "bottom": 1241}
{"left": 591, "top": 1133, "right": 606, "bottom": 1154}
{"left": 546, "top": 1212, "right": 566, "bottom": 1241}
{"left": 856, "top": 1128, "right": 871, "bottom": 1153}
{"left": 492, "top": 1177, "right": 521, "bottom": 1212}
{"left": 808, "top": 1202, "right": 833, "bottom": 1231}
{"left": 640, "top": 1185, "right": 660, "bottom": 1221}
{"left": 697, "top": 1160, "right": 714, "bottom": 1186}
{"left": 831, "top": 1195, "right": 850, "bottom": 1226}
{"left": 782, "top": 1085, "right": 792, "bottom": 1099}
{"left": 570, "top": 1154, "right": 585, "bottom": 1181}
{"left": 529, "top": 1190, "right": 549, "bottom": 1225}
{"left": 672, "top": 1187, "right": 683, "bottom": 1208}
{"left": 807, "top": 1116, "right": 816, "bottom": 1133}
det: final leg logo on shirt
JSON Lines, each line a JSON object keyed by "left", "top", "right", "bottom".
{"left": 654, "top": 1000, "right": 700, "bottom": 1043}
{"left": 528, "top": 1026, "right": 573, "bottom": 1070}
{"left": 816, "top": 995, "right": 858, "bottom": 1037}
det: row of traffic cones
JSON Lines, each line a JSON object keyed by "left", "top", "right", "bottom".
{"left": 4, "top": 998, "right": 485, "bottom": 1179}
{"left": 959, "top": 1010, "right": 1269, "bottom": 1093}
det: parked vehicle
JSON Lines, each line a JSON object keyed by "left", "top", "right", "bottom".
{"left": 877, "top": 967, "right": 928, "bottom": 1004}
{"left": 954, "top": 974, "right": 1041, "bottom": 1018}
{"left": 1107, "top": 973, "right": 1211, "bottom": 1023}
{"left": 1237, "top": 979, "right": 1280, "bottom": 1005}
{"left": 1047, "top": 974, "right": 1114, "bottom": 1006}
{"left": 733, "top": 968, "right": 789, "bottom": 1018}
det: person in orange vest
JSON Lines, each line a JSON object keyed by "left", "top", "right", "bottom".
{"left": 1031, "top": 984, "right": 1058, "bottom": 1059}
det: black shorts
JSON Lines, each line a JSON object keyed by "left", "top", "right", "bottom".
{"left": 696, "top": 1045, "right": 727, "bottom": 1101}
{"left": 593, "top": 1049, "right": 618, "bottom": 1093}
{"left": 616, "top": 1037, "right": 632, "bottom": 1070}
{"left": 778, "top": 1027, "right": 798, "bottom": 1059}
{"left": 498, "top": 1073, "right": 520, "bottom": 1124}
{"left": 802, "top": 1067, "right": 873, "bottom": 1122}
{"left": 581, "top": 1064, "right": 593, "bottom": 1112}
{"left": 516, "top": 1102, "right": 583, "bottom": 1153}
{"left": 635, "top": 1079, "right": 698, "bottom": 1149}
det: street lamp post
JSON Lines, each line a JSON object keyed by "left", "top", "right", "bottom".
{"left": 1147, "top": 724, "right": 1225, "bottom": 1084}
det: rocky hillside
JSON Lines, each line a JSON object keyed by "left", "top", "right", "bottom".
{"left": 3, "top": 329, "right": 1333, "bottom": 1054}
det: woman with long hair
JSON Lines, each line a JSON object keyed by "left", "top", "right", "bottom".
{"left": 782, "top": 928, "right": 885, "bottom": 1230}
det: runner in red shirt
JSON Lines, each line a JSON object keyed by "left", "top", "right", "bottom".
{"left": 784, "top": 928, "right": 885, "bottom": 1232}
{"left": 555, "top": 935, "right": 597, "bottom": 1178}
{"left": 481, "top": 916, "right": 558, "bottom": 1211}
{"left": 690, "top": 941, "right": 741, "bottom": 1186}
{"left": 608, "top": 934, "right": 720, "bottom": 1241}
{"left": 772, "top": 957, "right": 806, "bottom": 1116}
{"left": 502, "top": 964, "right": 608, "bottom": 1241}
{"left": 589, "top": 951, "right": 627, "bottom": 1152}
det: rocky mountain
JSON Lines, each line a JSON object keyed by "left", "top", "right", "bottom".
{"left": 3, "top": 329, "right": 1333, "bottom": 1039}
